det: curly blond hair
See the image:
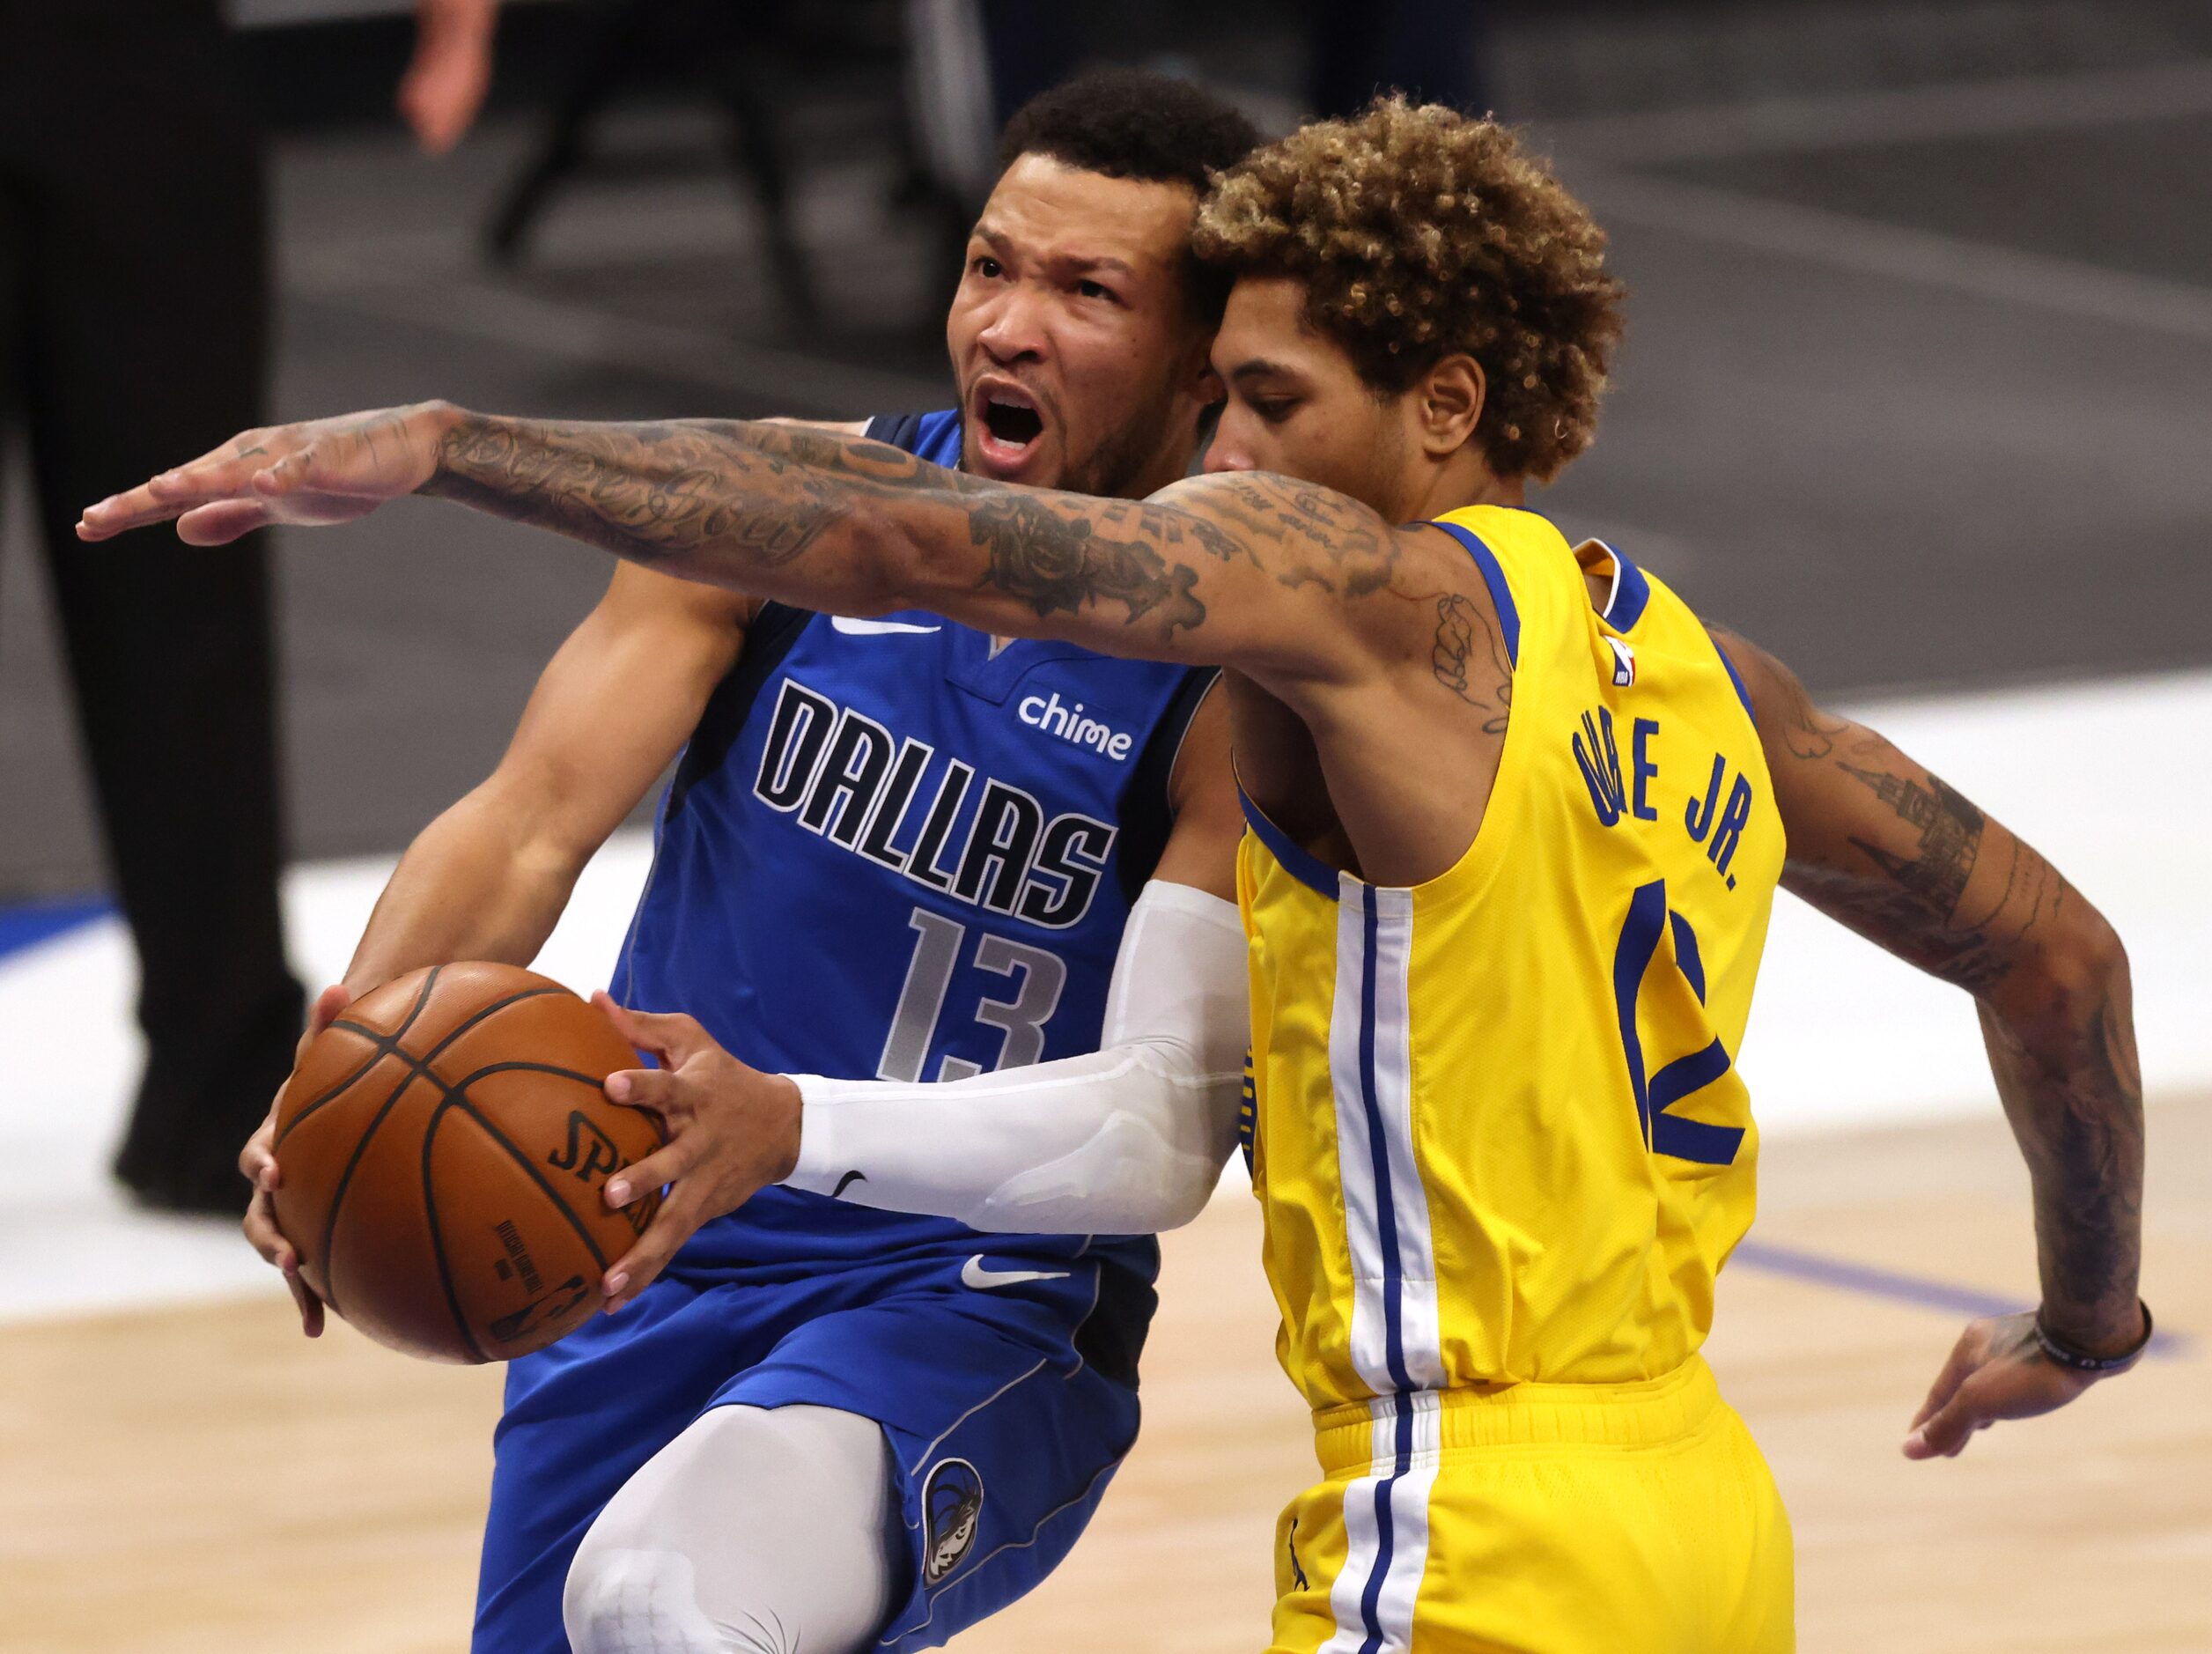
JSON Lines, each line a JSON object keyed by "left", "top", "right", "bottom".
{"left": 1194, "top": 98, "right": 1625, "bottom": 482}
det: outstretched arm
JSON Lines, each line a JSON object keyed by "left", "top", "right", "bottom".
{"left": 78, "top": 403, "right": 1428, "bottom": 690}
{"left": 1719, "top": 628, "right": 2146, "bottom": 1457}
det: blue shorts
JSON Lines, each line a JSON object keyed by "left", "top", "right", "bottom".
{"left": 472, "top": 1244, "right": 1151, "bottom": 1652}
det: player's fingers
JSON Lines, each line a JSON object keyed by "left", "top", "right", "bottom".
{"left": 240, "top": 1124, "right": 276, "bottom": 1186}
{"left": 77, "top": 434, "right": 272, "bottom": 536}
{"left": 173, "top": 498, "right": 279, "bottom": 546}
{"left": 294, "top": 983, "right": 355, "bottom": 1065}
{"left": 593, "top": 992, "right": 704, "bottom": 1062}
{"left": 604, "top": 1141, "right": 688, "bottom": 1210}
{"left": 308, "top": 982, "right": 355, "bottom": 1037}
{"left": 242, "top": 1164, "right": 324, "bottom": 1335}
{"left": 1907, "top": 1327, "right": 1982, "bottom": 1432}
{"left": 242, "top": 1185, "right": 291, "bottom": 1268}
{"left": 151, "top": 454, "right": 269, "bottom": 498}
{"left": 603, "top": 1066, "right": 679, "bottom": 1113}
{"left": 76, "top": 479, "right": 197, "bottom": 539}
{"left": 601, "top": 1193, "right": 699, "bottom": 1311}
{"left": 250, "top": 443, "right": 324, "bottom": 498}
{"left": 287, "top": 1267, "right": 326, "bottom": 1338}
{"left": 593, "top": 992, "right": 668, "bottom": 1059}
{"left": 1904, "top": 1372, "right": 1995, "bottom": 1459}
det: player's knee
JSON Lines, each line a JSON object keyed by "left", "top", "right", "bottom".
{"left": 564, "top": 1540, "right": 732, "bottom": 1654}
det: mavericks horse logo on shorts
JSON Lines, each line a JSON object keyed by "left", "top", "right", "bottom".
{"left": 922, "top": 1458, "right": 984, "bottom": 1584}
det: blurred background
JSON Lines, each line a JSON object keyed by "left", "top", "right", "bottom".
{"left": 3, "top": 2, "right": 2208, "bottom": 1649}
{"left": 6, "top": 0, "right": 2209, "bottom": 890}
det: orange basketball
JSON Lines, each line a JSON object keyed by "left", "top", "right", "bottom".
{"left": 269, "top": 961, "right": 663, "bottom": 1362}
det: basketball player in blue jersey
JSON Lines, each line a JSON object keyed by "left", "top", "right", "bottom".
{"left": 106, "top": 72, "right": 1261, "bottom": 1654}
{"left": 92, "top": 100, "right": 2149, "bottom": 1650}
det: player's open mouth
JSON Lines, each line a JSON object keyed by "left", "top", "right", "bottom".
{"left": 972, "top": 382, "right": 1046, "bottom": 470}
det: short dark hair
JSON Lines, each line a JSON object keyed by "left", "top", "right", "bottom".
{"left": 998, "top": 69, "right": 1261, "bottom": 322}
{"left": 999, "top": 67, "right": 1262, "bottom": 194}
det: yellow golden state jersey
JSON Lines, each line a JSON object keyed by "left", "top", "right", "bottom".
{"left": 1238, "top": 504, "right": 1784, "bottom": 1415}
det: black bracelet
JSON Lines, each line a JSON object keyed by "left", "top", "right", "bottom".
{"left": 2034, "top": 1300, "right": 2154, "bottom": 1374}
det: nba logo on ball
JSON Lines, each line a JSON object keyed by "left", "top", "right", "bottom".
{"left": 921, "top": 1458, "right": 984, "bottom": 1584}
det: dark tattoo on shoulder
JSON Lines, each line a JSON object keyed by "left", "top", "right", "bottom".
{"left": 1710, "top": 622, "right": 1849, "bottom": 762}
{"left": 1430, "top": 593, "right": 1512, "bottom": 735}
{"left": 1774, "top": 667, "right": 1852, "bottom": 761}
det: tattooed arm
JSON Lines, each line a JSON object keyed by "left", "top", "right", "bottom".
{"left": 1717, "top": 628, "right": 2145, "bottom": 1458}
{"left": 77, "top": 403, "right": 1459, "bottom": 691}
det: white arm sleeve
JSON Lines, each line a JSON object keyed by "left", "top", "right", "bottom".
{"left": 784, "top": 880, "right": 1247, "bottom": 1233}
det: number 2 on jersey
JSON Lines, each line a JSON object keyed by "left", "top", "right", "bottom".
{"left": 879, "top": 906, "right": 1068, "bottom": 1082}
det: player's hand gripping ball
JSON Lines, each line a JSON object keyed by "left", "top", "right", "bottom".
{"left": 269, "top": 962, "right": 664, "bottom": 1362}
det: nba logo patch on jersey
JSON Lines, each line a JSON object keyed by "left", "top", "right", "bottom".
{"left": 1606, "top": 636, "right": 1637, "bottom": 686}
{"left": 922, "top": 1458, "right": 984, "bottom": 1584}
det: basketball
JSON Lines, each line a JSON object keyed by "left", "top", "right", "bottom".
{"left": 269, "top": 961, "right": 663, "bottom": 1363}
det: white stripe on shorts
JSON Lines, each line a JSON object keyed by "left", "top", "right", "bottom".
{"left": 1318, "top": 1396, "right": 1442, "bottom": 1654}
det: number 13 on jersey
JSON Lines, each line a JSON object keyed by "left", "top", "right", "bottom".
{"left": 879, "top": 906, "right": 1068, "bottom": 1082}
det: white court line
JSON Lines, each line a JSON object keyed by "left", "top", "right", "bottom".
{"left": 1576, "top": 170, "right": 2212, "bottom": 344}
{"left": 1545, "top": 57, "right": 2212, "bottom": 167}
{"left": 4, "top": 670, "right": 2207, "bottom": 1321}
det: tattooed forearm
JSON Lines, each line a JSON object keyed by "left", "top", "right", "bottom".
{"left": 962, "top": 493, "right": 1208, "bottom": 631}
{"left": 428, "top": 413, "right": 1243, "bottom": 641}
{"left": 1981, "top": 973, "right": 2144, "bottom": 1347}
{"left": 419, "top": 417, "right": 1430, "bottom": 676}
{"left": 1430, "top": 594, "right": 1512, "bottom": 735}
{"left": 427, "top": 416, "right": 866, "bottom": 568}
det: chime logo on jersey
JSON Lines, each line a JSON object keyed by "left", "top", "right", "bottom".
{"left": 921, "top": 1458, "right": 984, "bottom": 1584}
{"left": 1017, "top": 690, "right": 1134, "bottom": 760}
{"left": 752, "top": 677, "right": 1118, "bottom": 929}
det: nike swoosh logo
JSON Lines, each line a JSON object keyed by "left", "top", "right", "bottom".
{"left": 831, "top": 1170, "right": 866, "bottom": 1198}
{"left": 830, "top": 616, "right": 941, "bottom": 636}
{"left": 960, "top": 1254, "right": 1071, "bottom": 1290}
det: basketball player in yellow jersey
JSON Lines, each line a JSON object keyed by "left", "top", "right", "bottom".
{"left": 88, "top": 99, "right": 2149, "bottom": 1654}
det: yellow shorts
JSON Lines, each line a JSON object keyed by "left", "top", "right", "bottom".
{"left": 1271, "top": 1357, "right": 1793, "bottom": 1654}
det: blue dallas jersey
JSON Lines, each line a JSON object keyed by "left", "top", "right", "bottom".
{"left": 612, "top": 410, "right": 1213, "bottom": 1281}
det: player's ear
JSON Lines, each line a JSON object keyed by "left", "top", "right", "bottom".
{"left": 1415, "top": 354, "right": 1486, "bottom": 458}
{"left": 1181, "top": 327, "right": 1226, "bottom": 406}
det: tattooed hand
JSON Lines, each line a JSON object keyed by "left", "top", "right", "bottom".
{"left": 78, "top": 403, "right": 457, "bottom": 544}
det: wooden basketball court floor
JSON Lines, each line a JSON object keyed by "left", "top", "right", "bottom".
{"left": 5, "top": 1092, "right": 2205, "bottom": 1653}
